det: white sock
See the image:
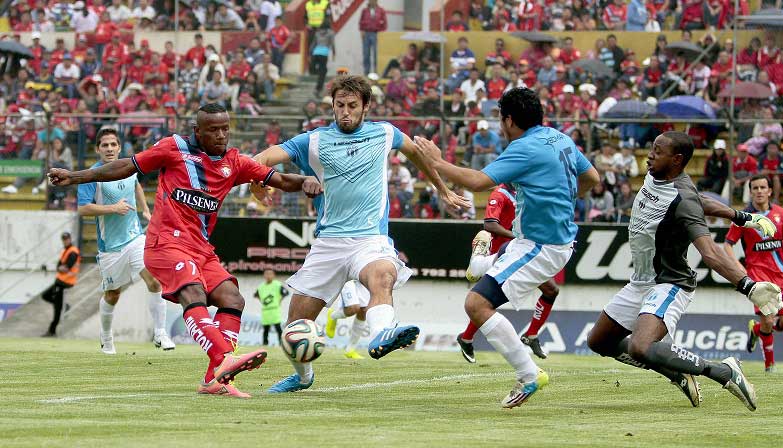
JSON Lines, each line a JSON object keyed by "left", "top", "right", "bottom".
{"left": 365, "top": 304, "right": 396, "bottom": 339}
{"left": 480, "top": 312, "right": 538, "bottom": 383}
{"left": 330, "top": 307, "right": 346, "bottom": 320}
{"left": 99, "top": 297, "right": 115, "bottom": 337}
{"left": 347, "top": 318, "right": 367, "bottom": 350}
{"left": 289, "top": 358, "right": 314, "bottom": 383}
{"left": 148, "top": 292, "right": 167, "bottom": 334}
{"left": 469, "top": 253, "right": 498, "bottom": 279}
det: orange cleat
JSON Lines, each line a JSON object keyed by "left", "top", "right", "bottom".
{"left": 213, "top": 349, "right": 268, "bottom": 384}
{"left": 197, "top": 380, "right": 251, "bottom": 398}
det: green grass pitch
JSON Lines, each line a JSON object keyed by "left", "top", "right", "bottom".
{"left": 0, "top": 338, "right": 776, "bottom": 448}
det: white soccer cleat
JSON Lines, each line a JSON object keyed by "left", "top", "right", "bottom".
{"left": 1, "top": 185, "right": 18, "bottom": 194}
{"left": 466, "top": 230, "right": 492, "bottom": 282}
{"left": 154, "top": 332, "right": 176, "bottom": 351}
{"left": 100, "top": 332, "right": 116, "bottom": 355}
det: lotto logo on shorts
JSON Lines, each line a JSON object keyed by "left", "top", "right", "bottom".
{"left": 175, "top": 261, "right": 197, "bottom": 275}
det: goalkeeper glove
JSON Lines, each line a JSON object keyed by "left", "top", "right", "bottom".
{"left": 732, "top": 210, "right": 776, "bottom": 238}
{"left": 737, "top": 276, "right": 783, "bottom": 316}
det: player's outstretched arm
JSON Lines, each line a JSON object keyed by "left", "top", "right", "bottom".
{"left": 266, "top": 172, "right": 323, "bottom": 197}
{"left": 48, "top": 159, "right": 137, "bottom": 187}
{"left": 251, "top": 146, "right": 293, "bottom": 203}
{"left": 693, "top": 234, "right": 783, "bottom": 316}
{"left": 577, "top": 167, "right": 600, "bottom": 197}
{"left": 135, "top": 182, "right": 152, "bottom": 221}
{"left": 401, "top": 135, "right": 473, "bottom": 210}
{"left": 78, "top": 199, "right": 135, "bottom": 217}
{"left": 700, "top": 193, "right": 776, "bottom": 237}
{"left": 411, "top": 136, "right": 495, "bottom": 192}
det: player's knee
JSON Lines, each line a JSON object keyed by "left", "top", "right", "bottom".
{"left": 356, "top": 307, "right": 367, "bottom": 320}
{"left": 222, "top": 291, "right": 245, "bottom": 310}
{"left": 540, "top": 284, "right": 559, "bottom": 301}
{"left": 464, "top": 293, "right": 491, "bottom": 320}
{"left": 104, "top": 289, "right": 121, "bottom": 305}
{"left": 586, "top": 331, "right": 607, "bottom": 356}
{"left": 344, "top": 304, "right": 361, "bottom": 317}
{"left": 367, "top": 271, "right": 395, "bottom": 292}
{"left": 627, "top": 337, "right": 652, "bottom": 363}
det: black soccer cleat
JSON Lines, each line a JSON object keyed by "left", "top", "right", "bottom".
{"left": 456, "top": 334, "right": 476, "bottom": 363}
{"left": 521, "top": 335, "right": 548, "bottom": 359}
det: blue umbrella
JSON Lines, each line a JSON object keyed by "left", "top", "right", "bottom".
{"left": 657, "top": 95, "right": 716, "bottom": 119}
{"left": 604, "top": 100, "right": 657, "bottom": 118}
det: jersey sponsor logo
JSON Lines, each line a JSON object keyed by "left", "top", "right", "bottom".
{"left": 181, "top": 153, "right": 203, "bottom": 164}
{"left": 753, "top": 239, "right": 782, "bottom": 252}
{"left": 639, "top": 187, "right": 661, "bottom": 203}
{"left": 171, "top": 188, "right": 220, "bottom": 213}
{"left": 489, "top": 199, "right": 498, "bottom": 205}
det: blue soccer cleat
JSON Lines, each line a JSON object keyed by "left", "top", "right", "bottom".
{"left": 367, "top": 324, "right": 420, "bottom": 359}
{"left": 501, "top": 369, "right": 549, "bottom": 408}
{"left": 267, "top": 373, "right": 314, "bottom": 393}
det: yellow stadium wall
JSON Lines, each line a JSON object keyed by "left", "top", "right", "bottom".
{"left": 378, "top": 30, "right": 769, "bottom": 73}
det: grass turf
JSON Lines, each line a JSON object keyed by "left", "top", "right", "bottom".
{"left": 0, "top": 338, "right": 776, "bottom": 448}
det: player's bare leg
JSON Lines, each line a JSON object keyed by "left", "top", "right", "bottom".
{"left": 268, "top": 293, "right": 324, "bottom": 393}
{"left": 361, "top": 260, "right": 419, "bottom": 359}
{"left": 139, "top": 269, "right": 175, "bottom": 350}
{"left": 178, "top": 283, "right": 265, "bottom": 397}
{"left": 587, "top": 312, "right": 703, "bottom": 407}
{"left": 748, "top": 313, "right": 778, "bottom": 372}
{"left": 99, "top": 289, "right": 121, "bottom": 355}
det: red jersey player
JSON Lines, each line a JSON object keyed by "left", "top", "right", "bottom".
{"left": 457, "top": 183, "right": 560, "bottom": 362}
{"left": 724, "top": 174, "right": 783, "bottom": 373}
{"left": 48, "top": 104, "right": 322, "bottom": 397}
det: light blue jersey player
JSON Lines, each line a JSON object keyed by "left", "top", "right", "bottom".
{"left": 76, "top": 128, "right": 175, "bottom": 355}
{"left": 415, "top": 87, "right": 600, "bottom": 408}
{"left": 253, "top": 75, "right": 468, "bottom": 392}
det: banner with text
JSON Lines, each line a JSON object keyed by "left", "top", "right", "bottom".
{"left": 0, "top": 160, "right": 43, "bottom": 178}
{"left": 211, "top": 218, "right": 734, "bottom": 285}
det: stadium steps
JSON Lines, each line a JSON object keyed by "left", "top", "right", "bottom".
{"left": 0, "top": 264, "right": 102, "bottom": 338}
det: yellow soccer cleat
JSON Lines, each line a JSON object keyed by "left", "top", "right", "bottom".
{"left": 325, "top": 308, "right": 337, "bottom": 338}
{"left": 344, "top": 349, "right": 365, "bottom": 359}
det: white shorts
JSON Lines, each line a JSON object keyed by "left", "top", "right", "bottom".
{"left": 97, "top": 235, "right": 146, "bottom": 291}
{"left": 287, "top": 236, "right": 412, "bottom": 303}
{"left": 339, "top": 280, "right": 370, "bottom": 308}
{"left": 486, "top": 238, "right": 573, "bottom": 310}
{"left": 604, "top": 282, "right": 694, "bottom": 337}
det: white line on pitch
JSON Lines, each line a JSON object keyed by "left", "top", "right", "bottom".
{"left": 310, "top": 371, "right": 509, "bottom": 392}
{"left": 39, "top": 393, "right": 188, "bottom": 404}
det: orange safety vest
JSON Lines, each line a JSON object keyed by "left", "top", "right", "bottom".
{"left": 56, "top": 245, "right": 81, "bottom": 286}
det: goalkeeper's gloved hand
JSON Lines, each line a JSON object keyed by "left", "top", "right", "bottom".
{"left": 733, "top": 210, "right": 776, "bottom": 238}
{"left": 737, "top": 276, "right": 783, "bottom": 316}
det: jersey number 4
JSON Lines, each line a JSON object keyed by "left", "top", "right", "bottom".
{"left": 558, "top": 147, "right": 577, "bottom": 200}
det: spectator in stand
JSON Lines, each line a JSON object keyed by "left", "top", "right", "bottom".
{"left": 201, "top": 70, "right": 229, "bottom": 107}
{"left": 269, "top": 16, "right": 293, "bottom": 72}
{"left": 450, "top": 37, "right": 475, "bottom": 73}
{"left": 517, "top": 59, "right": 537, "bottom": 87}
{"left": 626, "top": 0, "right": 647, "bottom": 31}
{"left": 688, "top": 59, "right": 711, "bottom": 95}
{"left": 620, "top": 50, "right": 640, "bottom": 77}
{"left": 107, "top": 0, "right": 132, "bottom": 23}
{"left": 102, "top": 32, "right": 127, "bottom": 67}
{"left": 215, "top": 3, "right": 245, "bottom": 30}
{"left": 178, "top": 58, "right": 201, "bottom": 100}
{"left": 496, "top": 14, "right": 517, "bottom": 32}
{"left": 614, "top": 145, "right": 639, "bottom": 184}
{"left": 602, "top": 0, "right": 627, "bottom": 31}
{"left": 445, "top": 10, "right": 469, "bottom": 31}
{"left": 696, "top": 139, "right": 730, "bottom": 195}
{"left": 606, "top": 34, "right": 625, "bottom": 75}
{"left": 486, "top": 64, "right": 508, "bottom": 100}
{"left": 415, "top": 188, "right": 438, "bottom": 219}
{"left": 759, "top": 141, "right": 783, "bottom": 203}
{"left": 615, "top": 182, "right": 634, "bottom": 223}
{"left": 253, "top": 53, "right": 280, "bottom": 101}
{"left": 33, "top": 8, "right": 55, "bottom": 32}
{"left": 557, "top": 37, "right": 582, "bottom": 67}
{"left": 517, "top": 0, "right": 543, "bottom": 31}
{"left": 310, "top": 21, "right": 335, "bottom": 96}
{"left": 594, "top": 143, "right": 619, "bottom": 188}
{"left": 260, "top": 0, "right": 283, "bottom": 31}
{"left": 198, "top": 54, "right": 226, "bottom": 92}
{"left": 359, "top": 0, "right": 387, "bottom": 75}
{"left": 485, "top": 38, "right": 512, "bottom": 72}
{"left": 186, "top": 33, "right": 207, "bottom": 67}
{"left": 587, "top": 182, "right": 615, "bottom": 222}
{"left": 71, "top": 1, "right": 98, "bottom": 33}
{"left": 54, "top": 54, "right": 80, "bottom": 99}
{"left": 460, "top": 68, "right": 486, "bottom": 105}
{"left": 445, "top": 184, "right": 475, "bottom": 219}
{"left": 676, "top": 0, "right": 705, "bottom": 30}
{"left": 132, "top": 0, "right": 156, "bottom": 23}
{"left": 733, "top": 143, "right": 759, "bottom": 202}
{"left": 536, "top": 56, "right": 557, "bottom": 88}
{"left": 388, "top": 182, "right": 404, "bottom": 218}
{"left": 642, "top": 56, "right": 664, "bottom": 99}
{"left": 385, "top": 67, "right": 408, "bottom": 103}
{"left": 1, "top": 119, "right": 38, "bottom": 194}
{"left": 399, "top": 44, "right": 421, "bottom": 75}
{"left": 388, "top": 156, "right": 414, "bottom": 205}
{"left": 419, "top": 42, "right": 440, "bottom": 72}
{"left": 471, "top": 119, "right": 501, "bottom": 170}
{"left": 759, "top": 35, "right": 780, "bottom": 69}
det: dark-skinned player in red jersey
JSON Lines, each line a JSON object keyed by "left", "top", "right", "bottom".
{"left": 724, "top": 174, "right": 783, "bottom": 373}
{"left": 48, "top": 103, "right": 323, "bottom": 398}
{"left": 457, "top": 183, "right": 560, "bottom": 363}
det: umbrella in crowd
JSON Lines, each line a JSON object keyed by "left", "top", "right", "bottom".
{"left": 742, "top": 8, "right": 783, "bottom": 29}
{"left": 571, "top": 59, "right": 614, "bottom": 78}
{"left": 511, "top": 31, "right": 559, "bottom": 44}
{"left": 665, "top": 41, "right": 703, "bottom": 57}
{"left": 718, "top": 81, "right": 774, "bottom": 99}
{"left": 657, "top": 95, "right": 716, "bottom": 119}
{"left": 400, "top": 31, "right": 446, "bottom": 43}
{"left": 0, "top": 40, "right": 34, "bottom": 59}
{"left": 604, "top": 100, "right": 657, "bottom": 119}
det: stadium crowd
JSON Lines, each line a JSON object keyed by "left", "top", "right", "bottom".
{"left": 1, "top": 0, "right": 781, "bottom": 221}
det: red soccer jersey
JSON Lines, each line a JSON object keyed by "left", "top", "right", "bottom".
{"left": 484, "top": 185, "right": 516, "bottom": 253}
{"left": 132, "top": 134, "right": 275, "bottom": 255}
{"left": 725, "top": 204, "right": 783, "bottom": 285}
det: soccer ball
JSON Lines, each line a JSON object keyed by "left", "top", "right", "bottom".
{"left": 281, "top": 319, "right": 325, "bottom": 362}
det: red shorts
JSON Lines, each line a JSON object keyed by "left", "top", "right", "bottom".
{"left": 144, "top": 244, "right": 236, "bottom": 303}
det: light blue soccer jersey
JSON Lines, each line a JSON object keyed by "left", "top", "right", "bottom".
{"left": 282, "top": 122, "right": 404, "bottom": 237}
{"left": 77, "top": 161, "right": 143, "bottom": 252}
{"left": 482, "top": 125, "right": 592, "bottom": 245}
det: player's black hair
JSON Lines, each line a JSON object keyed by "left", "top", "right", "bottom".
{"left": 661, "top": 131, "right": 694, "bottom": 167}
{"left": 96, "top": 127, "right": 119, "bottom": 144}
{"left": 749, "top": 173, "right": 771, "bottom": 188}
{"left": 498, "top": 87, "right": 543, "bottom": 132}
{"left": 198, "top": 103, "right": 228, "bottom": 114}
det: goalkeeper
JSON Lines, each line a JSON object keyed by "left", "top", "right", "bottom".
{"left": 585, "top": 132, "right": 782, "bottom": 413}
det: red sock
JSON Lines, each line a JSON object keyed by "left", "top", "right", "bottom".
{"left": 183, "top": 304, "right": 232, "bottom": 367}
{"left": 760, "top": 330, "right": 775, "bottom": 369}
{"left": 203, "top": 308, "right": 243, "bottom": 383}
{"left": 461, "top": 321, "right": 479, "bottom": 342}
{"left": 524, "top": 295, "right": 555, "bottom": 337}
